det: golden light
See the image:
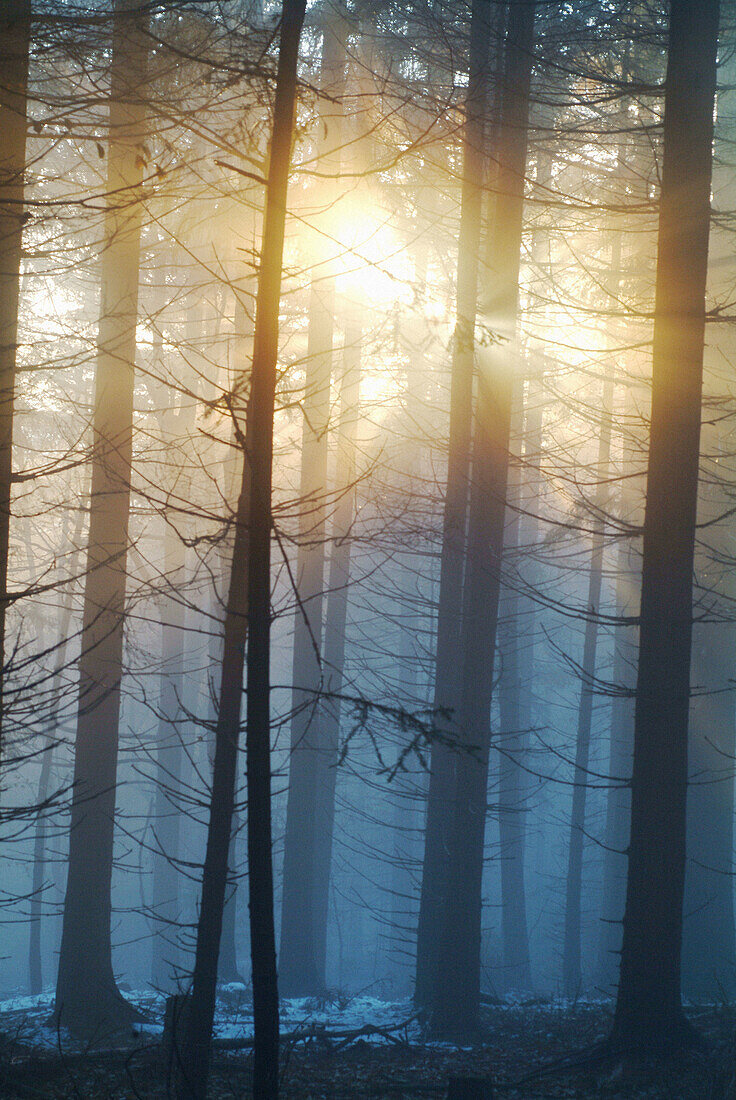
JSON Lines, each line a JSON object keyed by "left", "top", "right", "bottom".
{"left": 325, "top": 189, "right": 409, "bottom": 306}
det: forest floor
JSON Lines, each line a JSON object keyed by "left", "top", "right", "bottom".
{"left": 0, "top": 988, "right": 733, "bottom": 1098}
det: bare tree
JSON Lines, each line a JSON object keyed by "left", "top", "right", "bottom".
{"left": 177, "top": 0, "right": 308, "bottom": 1095}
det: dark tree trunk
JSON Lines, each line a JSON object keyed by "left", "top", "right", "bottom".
{"left": 54, "top": 0, "right": 148, "bottom": 1037}
{"left": 562, "top": 373, "right": 614, "bottom": 998}
{"left": 280, "top": 6, "right": 347, "bottom": 996}
{"left": 415, "top": 0, "right": 493, "bottom": 1017}
{"left": 422, "top": 0, "right": 536, "bottom": 1039}
{"left": 612, "top": 0, "right": 720, "bottom": 1050}
{"left": 176, "top": 421, "right": 251, "bottom": 1098}
{"left": 0, "top": 0, "right": 30, "bottom": 756}
{"left": 244, "top": 0, "right": 306, "bottom": 1085}
{"left": 176, "top": 1, "right": 306, "bottom": 1096}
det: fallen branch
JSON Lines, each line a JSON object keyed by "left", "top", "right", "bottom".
{"left": 213, "top": 1017, "right": 416, "bottom": 1052}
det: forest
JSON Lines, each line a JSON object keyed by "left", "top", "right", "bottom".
{"left": 0, "top": 0, "right": 734, "bottom": 1096}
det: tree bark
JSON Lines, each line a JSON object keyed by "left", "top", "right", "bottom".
{"left": 151, "top": 442, "right": 188, "bottom": 992}
{"left": 612, "top": 0, "right": 720, "bottom": 1050}
{"left": 682, "top": 614, "right": 736, "bottom": 999}
{"left": 595, "top": 527, "right": 637, "bottom": 992}
{"left": 421, "top": 0, "right": 536, "bottom": 1039}
{"left": 311, "top": 309, "right": 361, "bottom": 989}
{"left": 681, "top": 413, "right": 736, "bottom": 1000}
{"left": 562, "top": 371, "right": 614, "bottom": 998}
{"left": 280, "top": 4, "right": 348, "bottom": 996}
{"left": 30, "top": 510, "right": 84, "bottom": 995}
{"left": 497, "top": 387, "right": 532, "bottom": 994}
{"left": 415, "top": 0, "right": 493, "bottom": 1017}
{"left": 0, "top": 0, "right": 30, "bottom": 758}
{"left": 176, "top": 1, "right": 306, "bottom": 1096}
{"left": 495, "top": 144, "right": 552, "bottom": 995}
{"left": 54, "top": 0, "right": 147, "bottom": 1037}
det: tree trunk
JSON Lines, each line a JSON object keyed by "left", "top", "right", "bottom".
{"left": 244, "top": 0, "right": 306, "bottom": 1084}
{"left": 0, "top": 0, "right": 30, "bottom": 758}
{"left": 218, "top": 820, "right": 242, "bottom": 984}
{"left": 151, "top": 459, "right": 188, "bottom": 992}
{"left": 30, "top": 511, "right": 84, "bottom": 995}
{"left": 214, "top": 298, "right": 251, "bottom": 988}
{"left": 595, "top": 529, "right": 637, "bottom": 992}
{"left": 54, "top": 0, "right": 148, "bottom": 1037}
{"left": 497, "top": 386, "right": 532, "bottom": 994}
{"left": 312, "top": 309, "right": 361, "bottom": 989}
{"left": 176, "top": 1, "right": 306, "bottom": 1096}
{"left": 280, "top": 6, "right": 347, "bottom": 996}
{"left": 424, "top": 0, "right": 536, "bottom": 1039}
{"left": 682, "top": 411, "right": 736, "bottom": 1000}
{"left": 682, "top": 616, "right": 736, "bottom": 999}
{"left": 415, "top": 0, "right": 493, "bottom": 1017}
{"left": 495, "top": 145, "right": 552, "bottom": 995}
{"left": 562, "top": 372, "right": 614, "bottom": 998}
{"left": 612, "top": 0, "right": 720, "bottom": 1050}
{"left": 150, "top": 316, "right": 200, "bottom": 991}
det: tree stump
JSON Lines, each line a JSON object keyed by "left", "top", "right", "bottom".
{"left": 446, "top": 1077, "right": 493, "bottom": 1100}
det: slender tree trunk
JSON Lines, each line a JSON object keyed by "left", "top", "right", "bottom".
{"left": 682, "top": 412, "right": 736, "bottom": 999}
{"left": 30, "top": 511, "right": 84, "bottom": 995}
{"left": 682, "top": 613, "right": 736, "bottom": 999}
{"left": 497, "top": 386, "right": 532, "bottom": 993}
{"left": 595, "top": 528, "right": 637, "bottom": 991}
{"left": 54, "top": 0, "right": 147, "bottom": 1036}
{"left": 218, "top": 820, "right": 242, "bottom": 983}
{"left": 176, "top": 414, "right": 251, "bottom": 1097}
{"left": 215, "top": 300, "right": 250, "bottom": 987}
{"left": 244, "top": 0, "right": 306, "bottom": 1083}
{"left": 415, "top": 0, "right": 493, "bottom": 1016}
{"left": 562, "top": 372, "right": 614, "bottom": 998}
{"left": 612, "top": 0, "right": 720, "bottom": 1049}
{"left": 312, "top": 310, "right": 361, "bottom": 989}
{"left": 496, "top": 145, "right": 552, "bottom": 993}
{"left": 280, "top": 5, "right": 347, "bottom": 996}
{"left": 592, "top": 131, "right": 635, "bottom": 995}
{"left": 30, "top": 749, "right": 54, "bottom": 994}
{"left": 389, "top": 298, "right": 429, "bottom": 997}
{"left": 151, "top": 463, "right": 187, "bottom": 992}
{"left": 151, "top": 317, "right": 200, "bottom": 990}
{"left": 0, "top": 0, "right": 30, "bottom": 757}
{"left": 424, "top": 0, "right": 536, "bottom": 1039}
{"left": 177, "top": 2, "right": 306, "bottom": 1096}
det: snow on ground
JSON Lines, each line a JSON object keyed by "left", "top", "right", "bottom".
{"left": 0, "top": 985, "right": 619, "bottom": 1059}
{"left": 0, "top": 987, "right": 423, "bottom": 1055}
